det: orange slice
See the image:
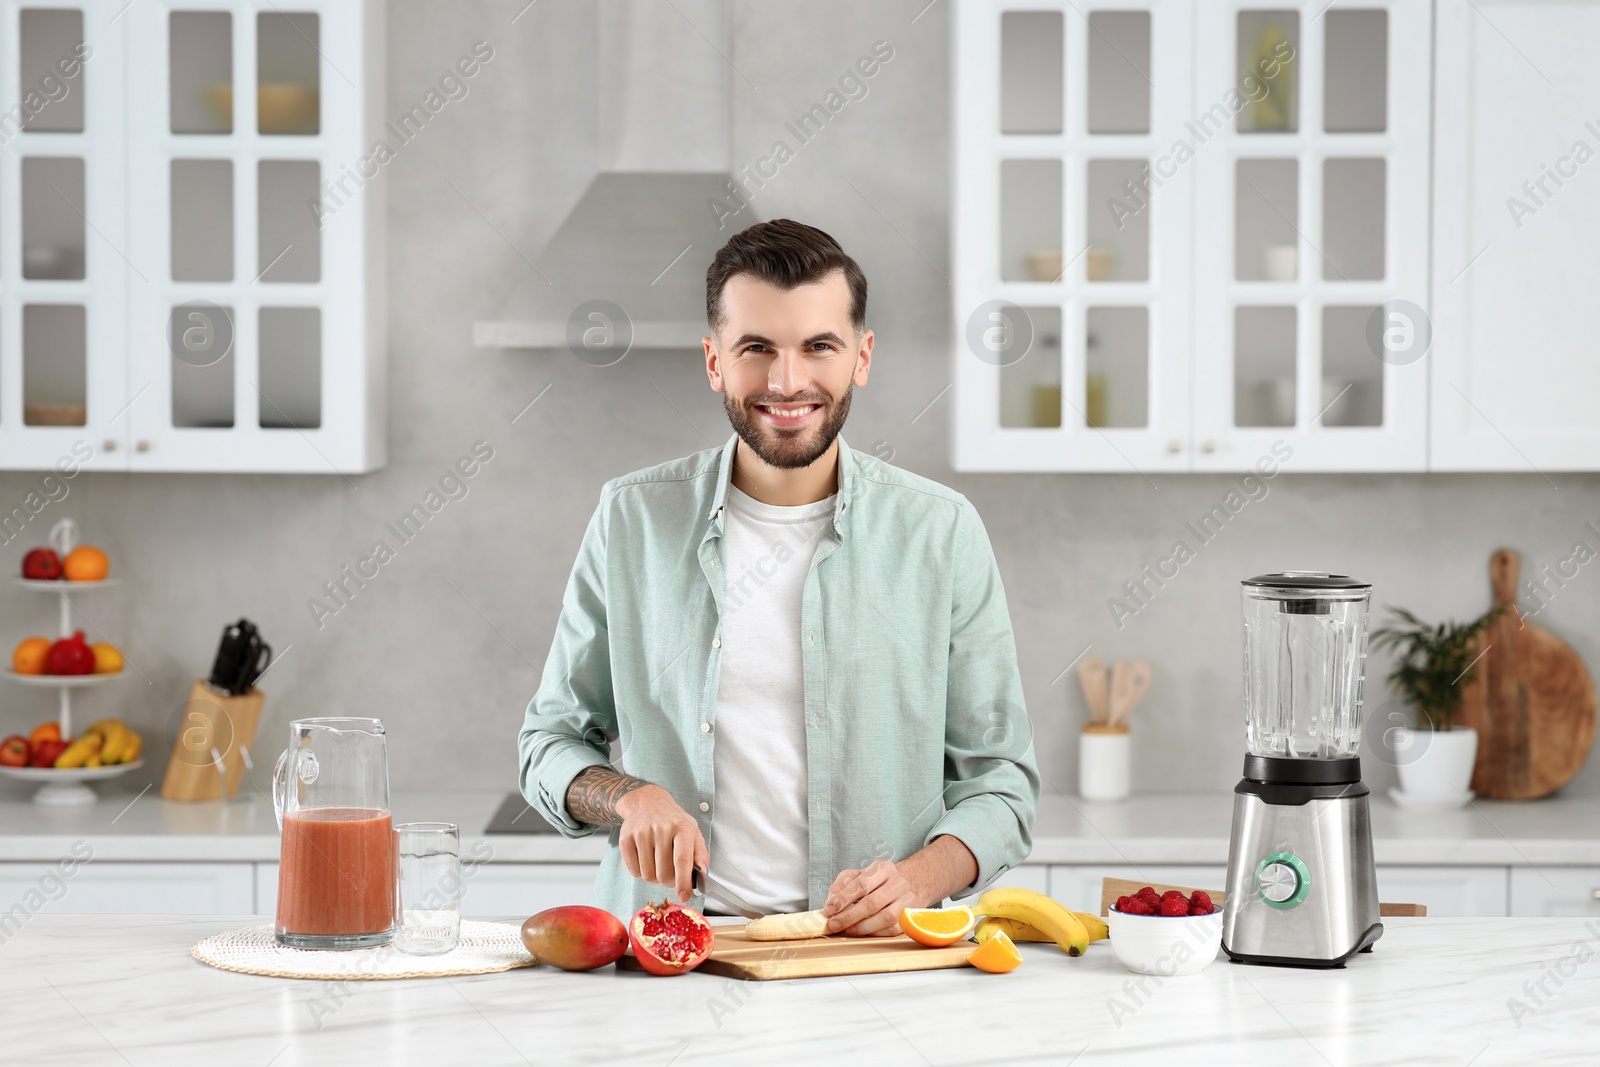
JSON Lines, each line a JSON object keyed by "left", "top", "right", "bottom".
{"left": 899, "top": 905, "right": 977, "bottom": 947}
{"left": 968, "top": 930, "right": 1022, "bottom": 973}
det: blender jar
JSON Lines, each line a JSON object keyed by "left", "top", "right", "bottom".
{"left": 1241, "top": 573, "right": 1371, "bottom": 760}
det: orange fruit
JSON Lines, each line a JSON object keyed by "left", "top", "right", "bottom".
{"left": 29, "top": 722, "right": 61, "bottom": 745}
{"left": 968, "top": 930, "right": 1022, "bottom": 973}
{"left": 12, "top": 636, "right": 50, "bottom": 674}
{"left": 900, "top": 905, "right": 977, "bottom": 947}
{"left": 91, "top": 642, "right": 124, "bottom": 674}
{"left": 63, "top": 546, "right": 110, "bottom": 581}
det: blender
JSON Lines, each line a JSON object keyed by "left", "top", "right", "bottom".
{"left": 1222, "top": 572, "right": 1383, "bottom": 967}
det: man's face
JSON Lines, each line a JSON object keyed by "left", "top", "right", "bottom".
{"left": 704, "top": 270, "right": 873, "bottom": 470}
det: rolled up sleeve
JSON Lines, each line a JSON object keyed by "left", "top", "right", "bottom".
{"left": 925, "top": 502, "right": 1040, "bottom": 892}
{"left": 518, "top": 486, "right": 617, "bottom": 838}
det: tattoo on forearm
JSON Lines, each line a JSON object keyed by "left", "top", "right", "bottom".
{"left": 566, "top": 766, "right": 650, "bottom": 827}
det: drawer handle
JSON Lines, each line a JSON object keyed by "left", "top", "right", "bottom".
{"left": 1591, "top": 888, "right": 1600, "bottom": 902}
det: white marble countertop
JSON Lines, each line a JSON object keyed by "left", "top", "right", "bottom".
{"left": 5, "top": 914, "right": 1597, "bottom": 1065}
{"left": 2, "top": 784, "right": 1598, "bottom": 866}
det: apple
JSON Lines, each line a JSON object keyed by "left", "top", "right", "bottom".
{"left": 21, "top": 548, "right": 61, "bottom": 581}
{"left": 0, "top": 736, "right": 28, "bottom": 768}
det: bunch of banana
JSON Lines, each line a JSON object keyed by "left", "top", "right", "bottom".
{"left": 55, "top": 719, "right": 142, "bottom": 769}
{"left": 975, "top": 911, "right": 1109, "bottom": 948}
{"left": 973, "top": 887, "right": 1103, "bottom": 957}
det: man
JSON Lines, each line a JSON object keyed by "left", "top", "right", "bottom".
{"left": 519, "top": 219, "right": 1038, "bottom": 934}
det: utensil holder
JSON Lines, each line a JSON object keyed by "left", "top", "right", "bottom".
{"left": 1079, "top": 723, "right": 1130, "bottom": 800}
{"left": 160, "top": 680, "right": 266, "bottom": 801}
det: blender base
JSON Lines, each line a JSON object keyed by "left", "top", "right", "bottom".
{"left": 1224, "top": 921, "right": 1383, "bottom": 968}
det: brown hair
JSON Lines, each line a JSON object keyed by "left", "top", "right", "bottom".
{"left": 705, "top": 219, "right": 868, "bottom": 334}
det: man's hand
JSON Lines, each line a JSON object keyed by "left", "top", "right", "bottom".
{"left": 822, "top": 836, "right": 980, "bottom": 936}
{"left": 823, "top": 859, "right": 920, "bottom": 936}
{"left": 616, "top": 784, "right": 709, "bottom": 904}
{"left": 565, "top": 767, "right": 709, "bottom": 903}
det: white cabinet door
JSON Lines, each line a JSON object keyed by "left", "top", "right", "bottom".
{"left": 0, "top": 4, "right": 130, "bottom": 471}
{"left": 1191, "top": 0, "right": 1431, "bottom": 471}
{"left": 1509, "top": 867, "right": 1600, "bottom": 918}
{"left": 1376, "top": 866, "right": 1507, "bottom": 917}
{"left": 457, "top": 863, "right": 600, "bottom": 918}
{"left": 952, "top": 0, "right": 1196, "bottom": 473}
{"left": 120, "top": 0, "right": 386, "bottom": 473}
{"left": 1048, "top": 865, "right": 1228, "bottom": 911}
{"left": 1431, "top": 1, "right": 1600, "bottom": 470}
{"left": 0, "top": 861, "right": 254, "bottom": 915}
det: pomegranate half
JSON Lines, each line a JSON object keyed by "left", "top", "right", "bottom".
{"left": 628, "top": 900, "right": 715, "bottom": 976}
{"left": 521, "top": 906, "right": 628, "bottom": 971}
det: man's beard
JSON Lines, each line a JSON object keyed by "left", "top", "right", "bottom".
{"left": 723, "top": 384, "right": 853, "bottom": 470}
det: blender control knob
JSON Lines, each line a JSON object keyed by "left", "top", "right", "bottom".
{"left": 1255, "top": 852, "right": 1311, "bottom": 908}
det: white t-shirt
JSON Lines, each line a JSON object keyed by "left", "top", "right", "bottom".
{"left": 706, "top": 484, "right": 834, "bottom": 914}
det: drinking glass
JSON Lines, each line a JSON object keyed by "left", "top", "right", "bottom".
{"left": 394, "top": 822, "right": 460, "bottom": 955}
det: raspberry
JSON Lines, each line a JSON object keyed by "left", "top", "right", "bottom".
{"left": 1120, "top": 896, "right": 1156, "bottom": 915}
{"left": 1160, "top": 895, "right": 1190, "bottom": 916}
{"left": 1115, "top": 895, "right": 1134, "bottom": 912}
{"left": 1136, "top": 886, "right": 1160, "bottom": 906}
{"left": 1188, "top": 890, "right": 1214, "bottom": 914}
{"left": 1161, "top": 890, "right": 1187, "bottom": 904}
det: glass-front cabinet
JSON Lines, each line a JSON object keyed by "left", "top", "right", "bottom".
{"left": 953, "top": 0, "right": 1431, "bottom": 472}
{"left": 0, "top": 1, "right": 385, "bottom": 474}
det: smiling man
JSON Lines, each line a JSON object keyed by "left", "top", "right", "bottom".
{"left": 519, "top": 219, "right": 1039, "bottom": 933}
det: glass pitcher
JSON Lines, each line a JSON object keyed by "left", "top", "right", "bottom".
{"left": 272, "top": 717, "right": 396, "bottom": 949}
{"left": 1240, "top": 573, "right": 1372, "bottom": 760}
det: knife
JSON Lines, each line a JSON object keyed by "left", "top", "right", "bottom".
{"left": 692, "top": 865, "right": 764, "bottom": 921}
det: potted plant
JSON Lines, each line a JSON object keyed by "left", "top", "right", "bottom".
{"left": 1370, "top": 606, "right": 1501, "bottom": 800}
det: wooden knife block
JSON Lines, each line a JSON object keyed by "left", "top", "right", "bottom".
{"left": 160, "top": 680, "right": 266, "bottom": 802}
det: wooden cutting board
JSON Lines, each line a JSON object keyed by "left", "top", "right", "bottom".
{"left": 1455, "top": 549, "right": 1598, "bottom": 799}
{"left": 617, "top": 923, "right": 976, "bottom": 981}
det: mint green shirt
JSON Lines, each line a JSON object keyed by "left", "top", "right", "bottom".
{"left": 518, "top": 434, "right": 1039, "bottom": 920}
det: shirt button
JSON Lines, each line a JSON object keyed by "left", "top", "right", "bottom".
{"left": 808, "top": 631, "right": 815, "bottom": 644}
{"left": 700, "top": 722, "right": 711, "bottom": 733}
{"left": 699, "top": 802, "right": 710, "bottom": 812}
{"left": 712, "top": 637, "right": 721, "bottom": 648}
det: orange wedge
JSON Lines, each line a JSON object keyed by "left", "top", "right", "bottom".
{"left": 899, "top": 905, "right": 977, "bottom": 947}
{"left": 968, "top": 930, "right": 1022, "bottom": 973}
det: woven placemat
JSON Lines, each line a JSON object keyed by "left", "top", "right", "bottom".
{"left": 192, "top": 921, "right": 536, "bottom": 980}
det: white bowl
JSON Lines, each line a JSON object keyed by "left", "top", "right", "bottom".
{"left": 1105, "top": 905, "right": 1224, "bottom": 976}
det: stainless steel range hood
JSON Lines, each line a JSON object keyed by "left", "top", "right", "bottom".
{"left": 473, "top": 0, "right": 755, "bottom": 351}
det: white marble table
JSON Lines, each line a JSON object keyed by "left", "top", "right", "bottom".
{"left": 4, "top": 914, "right": 1597, "bottom": 1065}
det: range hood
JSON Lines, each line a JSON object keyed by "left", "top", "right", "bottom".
{"left": 473, "top": 0, "right": 755, "bottom": 351}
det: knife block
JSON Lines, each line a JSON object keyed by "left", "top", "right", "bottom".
{"left": 160, "top": 680, "right": 266, "bottom": 802}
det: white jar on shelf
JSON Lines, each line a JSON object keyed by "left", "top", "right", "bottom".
{"left": 1079, "top": 724, "right": 1131, "bottom": 801}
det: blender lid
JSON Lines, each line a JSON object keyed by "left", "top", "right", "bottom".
{"left": 1243, "top": 571, "right": 1370, "bottom": 590}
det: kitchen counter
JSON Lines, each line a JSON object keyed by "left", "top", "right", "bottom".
{"left": 5, "top": 913, "right": 1596, "bottom": 1064}
{"left": 3, "top": 785, "right": 1599, "bottom": 866}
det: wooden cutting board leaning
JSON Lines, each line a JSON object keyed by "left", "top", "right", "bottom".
{"left": 1455, "top": 549, "right": 1598, "bottom": 799}
{"left": 616, "top": 922, "right": 976, "bottom": 980}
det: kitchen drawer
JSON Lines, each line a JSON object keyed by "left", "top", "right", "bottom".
{"left": 258, "top": 861, "right": 602, "bottom": 919}
{"left": 1376, "top": 866, "right": 1508, "bottom": 917}
{"left": 1048, "top": 866, "right": 1229, "bottom": 912}
{"left": 1510, "top": 867, "right": 1600, "bottom": 918}
{"left": 0, "top": 861, "right": 254, "bottom": 916}
{"left": 951, "top": 864, "right": 1048, "bottom": 907}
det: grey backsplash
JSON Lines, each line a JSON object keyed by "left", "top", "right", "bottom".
{"left": 1, "top": 1, "right": 1595, "bottom": 805}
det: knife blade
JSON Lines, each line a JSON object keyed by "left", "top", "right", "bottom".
{"left": 692, "top": 865, "right": 764, "bottom": 921}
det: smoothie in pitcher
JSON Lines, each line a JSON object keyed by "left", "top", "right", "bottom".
{"left": 276, "top": 807, "right": 396, "bottom": 941}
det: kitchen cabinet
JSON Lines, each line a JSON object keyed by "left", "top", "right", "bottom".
{"left": 257, "top": 861, "right": 602, "bottom": 919}
{"left": 0, "top": 861, "right": 254, "bottom": 914}
{"left": 1048, "top": 864, "right": 1228, "bottom": 908}
{"left": 0, "top": 1, "right": 387, "bottom": 473}
{"left": 1429, "top": 0, "right": 1600, "bottom": 471}
{"left": 1051, "top": 864, "right": 1510, "bottom": 916}
{"left": 1376, "top": 866, "right": 1508, "bottom": 918}
{"left": 1508, "top": 867, "right": 1600, "bottom": 918}
{"left": 952, "top": 1, "right": 1441, "bottom": 473}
